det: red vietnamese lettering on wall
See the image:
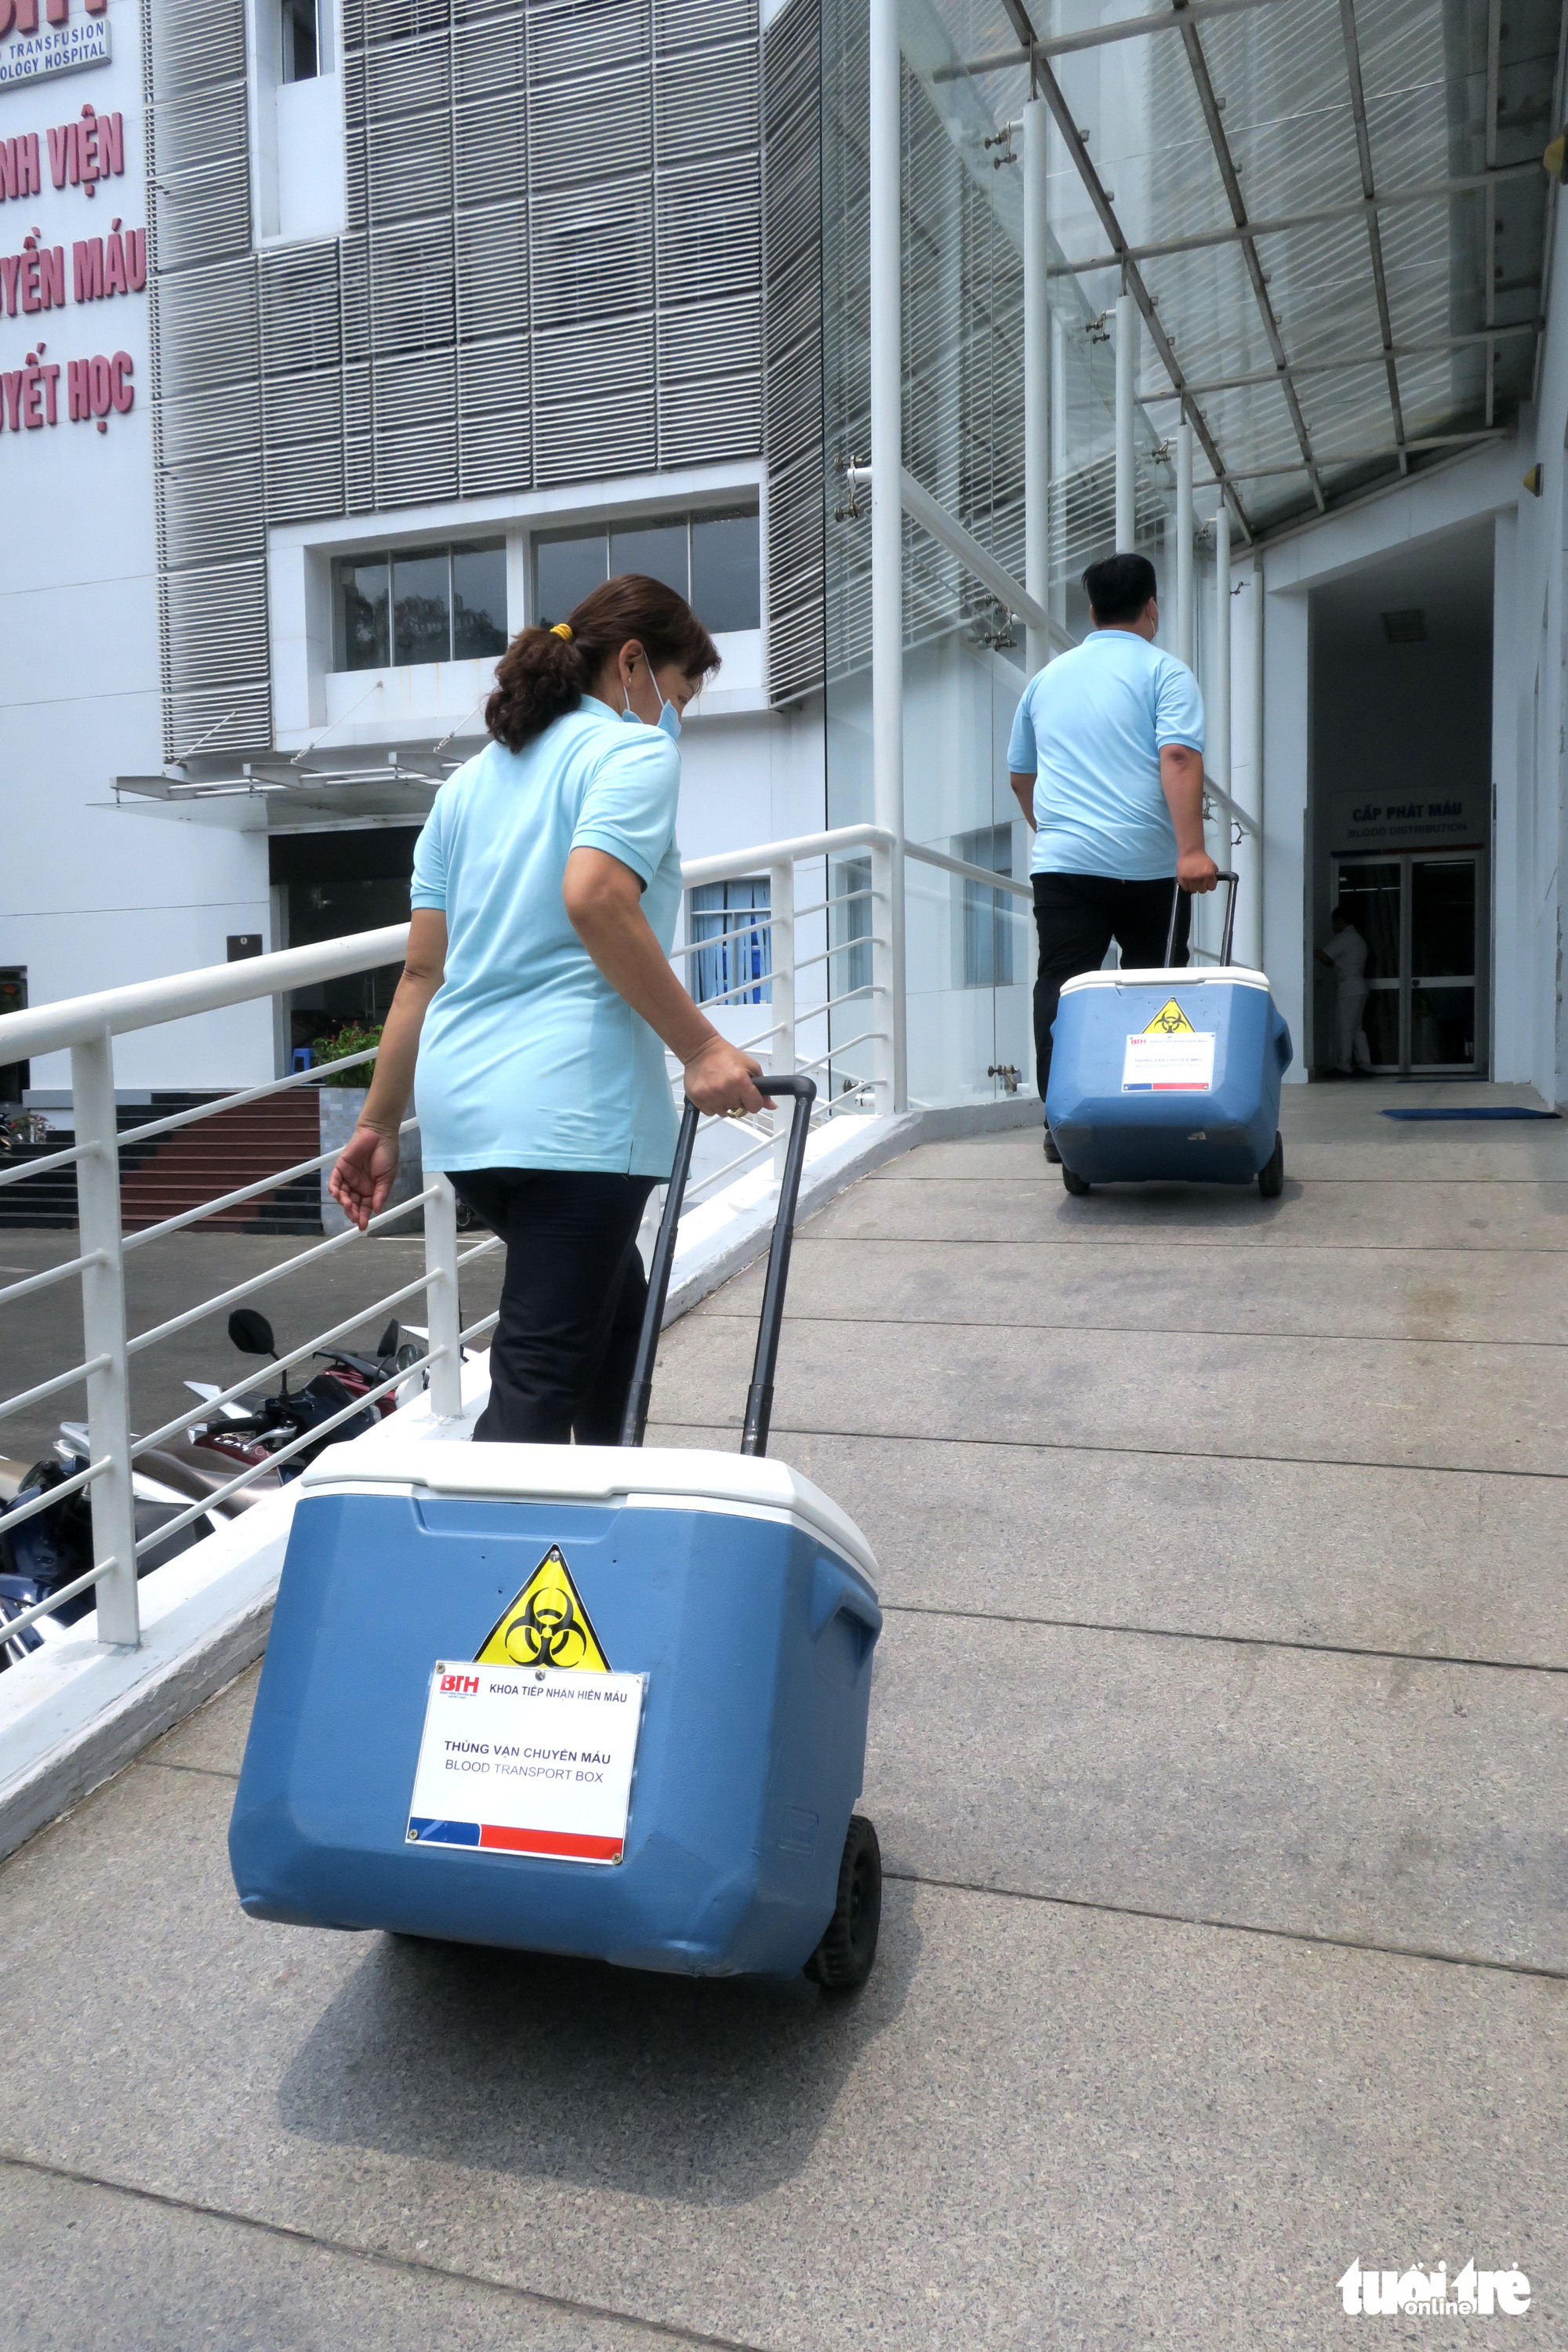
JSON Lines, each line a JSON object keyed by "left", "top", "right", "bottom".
{"left": 4, "top": 223, "right": 143, "bottom": 312}
{"left": 47, "top": 105, "right": 125, "bottom": 197}
{"left": 2, "top": 113, "right": 124, "bottom": 206}
{"left": 72, "top": 218, "right": 142, "bottom": 298}
{"left": 2, "top": 341, "right": 131, "bottom": 434}
{"left": 0, "top": 136, "right": 43, "bottom": 203}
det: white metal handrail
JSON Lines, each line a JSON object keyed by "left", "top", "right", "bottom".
{"left": 0, "top": 812, "right": 1044, "bottom": 1661}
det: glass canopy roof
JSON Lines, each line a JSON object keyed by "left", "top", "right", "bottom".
{"left": 927, "top": 0, "right": 1561, "bottom": 532}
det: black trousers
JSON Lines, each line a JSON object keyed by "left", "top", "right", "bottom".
{"left": 1033, "top": 871, "right": 1190, "bottom": 1104}
{"left": 448, "top": 1168, "right": 655, "bottom": 1445}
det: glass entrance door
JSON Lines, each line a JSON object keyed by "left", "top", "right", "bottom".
{"left": 1330, "top": 854, "right": 1483, "bottom": 1074}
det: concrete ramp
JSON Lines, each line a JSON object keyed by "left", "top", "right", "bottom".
{"left": 3, "top": 1081, "right": 1565, "bottom": 2348}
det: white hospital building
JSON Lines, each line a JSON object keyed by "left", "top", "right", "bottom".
{"left": 3, "top": 0, "right": 1568, "bottom": 1109}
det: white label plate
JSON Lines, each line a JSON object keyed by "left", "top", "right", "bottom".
{"left": 407, "top": 1663, "right": 645, "bottom": 1865}
{"left": 1122, "top": 1031, "right": 1216, "bottom": 1093}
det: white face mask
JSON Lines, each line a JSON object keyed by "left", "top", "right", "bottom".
{"left": 622, "top": 660, "right": 681, "bottom": 742}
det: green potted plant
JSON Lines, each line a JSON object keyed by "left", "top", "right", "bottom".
{"left": 313, "top": 1022, "right": 425, "bottom": 1236}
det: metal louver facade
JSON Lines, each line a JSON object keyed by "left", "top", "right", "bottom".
{"left": 142, "top": 0, "right": 764, "bottom": 764}
{"left": 760, "top": 0, "right": 823, "bottom": 709}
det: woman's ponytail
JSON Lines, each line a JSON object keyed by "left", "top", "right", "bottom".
{"left": 485, "top": 573, "right": 720, "bottom": 753}
{"left": 485, "top": 624, "right": 590, "bottom": 752}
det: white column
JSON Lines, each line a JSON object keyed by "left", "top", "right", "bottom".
{"left": 1050, "top": 312, "right": 1067, "bottom": 641}
{"left": 869, "top": 0, "right": 906, "bottom": 1109}
{"left": 1174, "top": 421, "right": 1194, "bottom": 669}
{"left": 1114, "top": 292, "right": 1137, "bottom": 554}
{"left": 422, "top": 1173, "right": 464, "bottom": 1417}
{"left": 71, "top": 1029, "right": 139, "bottom": 1648}
{"left": 1022, "top": 96, "right": 1050, "bottom": 675}
{"left": 769, "top": 855, "right": 796, "bottom": 1175}
{"left": 1245, "top": 551, "right": 1265, "bottom": 967}
{"left": 1211, "top": 502, "right": 1232, "bottom": 958}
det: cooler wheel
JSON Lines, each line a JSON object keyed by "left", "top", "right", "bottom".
{"left": 1062, "top": 1166, "right": 1091, "bottom": 1197}
{"left": 1258, "top": 1131, "right": 1284, "bottom": 1199}
{"left": 804, "top": 1814, "right": 881, "bottom": 1991}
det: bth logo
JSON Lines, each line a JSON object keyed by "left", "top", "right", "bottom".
{"left": 440, "top": 1672, "right": 479, "bottom": 1696}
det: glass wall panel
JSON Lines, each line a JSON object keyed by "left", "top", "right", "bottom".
{"left": 536, "top": 530, "right": 609, "bottom": 623}
{"left": 452, "top": 544, "right": 508, "bottom": 658}
{"left": 691, "top": 512, "right": 762, "bottom": 633}
{"left": 390, "top": 551, "right": 451, "bottom": 667}
{"left": 609, "top": 521, "right": 688, "bottom": 597}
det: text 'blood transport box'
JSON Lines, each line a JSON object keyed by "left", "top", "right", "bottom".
{"left": 406, "top": 1663, "right": 646, "bottom": 1864}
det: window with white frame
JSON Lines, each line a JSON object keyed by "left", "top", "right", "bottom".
{"left": 955, "top": 826, "right": 1015, "bottom": 989}
{"left": 688, "top": 880, "right": 771, "bottom": 1009}
{"left": 537, "top": 510, "right": 760, "bottom": 636}
{"left": 280, "top": 0, "right": 318, "bottom": 78}
{"left": 831, "top": 856, "right": 873, "bottom": 1004}
{"left": 334, "top": 542, "right": 508, "bottom": 671}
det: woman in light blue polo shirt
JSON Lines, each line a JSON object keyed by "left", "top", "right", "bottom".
{"left": 328, "top": 575, "right": 763, "bottom": 1443}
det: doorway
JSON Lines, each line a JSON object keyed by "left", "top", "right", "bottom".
{"left": 1331, "top": 853, "right": 1485, "bottom": 1074}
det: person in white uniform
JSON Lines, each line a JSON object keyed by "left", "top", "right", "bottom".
{"left": 1316, "top": 906, "right": 1372, "bottom": 1076}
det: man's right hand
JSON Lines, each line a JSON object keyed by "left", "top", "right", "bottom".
{"left": 681, "top": 1036, "right": 767, "bottom": 1116}
{"left": 1178, "top": 847, "right": 1220, "bottom": 893}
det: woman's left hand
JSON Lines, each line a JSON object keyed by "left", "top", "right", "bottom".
{"left": 329, "top": 1123, "right": 401, "bottom": 1232}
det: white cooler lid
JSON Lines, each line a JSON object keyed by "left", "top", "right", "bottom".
{"left": 300, "top": 1432, "right": 879, "bottom": 1583}
{"left": 1060, "top": 964, "right": 1272, "bottom": 995}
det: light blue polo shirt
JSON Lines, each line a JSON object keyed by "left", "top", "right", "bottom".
{"left": 1007, "top": 630, "right": 1205, "bottom": 880}
{"left": 410, "top": 698, "right": 681, "bottom": 1177}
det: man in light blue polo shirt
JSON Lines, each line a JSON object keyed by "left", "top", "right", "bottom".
{"left": 1007, "top": 550, "right": 1217, "bottom": 1160}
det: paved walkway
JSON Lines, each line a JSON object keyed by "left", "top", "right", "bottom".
{"left": 3, "top": 1081, "right": 1565, "bottom": 2348}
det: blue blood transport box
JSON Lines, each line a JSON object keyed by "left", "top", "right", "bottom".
{"left": 1047, "top": 964, "right": 1293, "bottom": 1186}
{"left": 228, "top": 1435, "right": 882, "bottom": 1976}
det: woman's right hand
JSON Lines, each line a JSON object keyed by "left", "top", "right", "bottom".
{"left": 329, "top": 1123, "right": 401, "bottom": 1232}
{"left": 681, "top": 1036, "right": 767, "bottom": 1116}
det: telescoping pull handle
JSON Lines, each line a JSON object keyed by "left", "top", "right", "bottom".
{"left": 620, "top": 1076, "right": 818, "bottom": 1456}
{"left": 1165, "top": 869, "right": 1239, "bottom": 968}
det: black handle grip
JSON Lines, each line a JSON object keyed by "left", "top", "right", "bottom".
{"left": 1166, "top": 869, "right": 1239, "bottom": 968}
{"left": 619, "top": 1076, "right": 818, "bottom": 1454}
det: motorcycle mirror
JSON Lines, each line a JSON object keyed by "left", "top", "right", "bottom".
{"left": 228, "top": 1308, "right": 278, "bottom": 1359}
{"left": 376, "top": 1319, "right": 399, "bottom": 1359}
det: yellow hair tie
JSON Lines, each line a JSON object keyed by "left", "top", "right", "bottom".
{"left": 550, "top": 622, "right": 573, "bottom": 641}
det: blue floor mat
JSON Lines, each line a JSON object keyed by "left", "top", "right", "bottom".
{"left": 1379, "top": 1107, "right": 1559, "bottom": 1121}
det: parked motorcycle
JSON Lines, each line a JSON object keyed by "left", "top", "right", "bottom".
{"left": 175, "top": 1308, "right": 425, "bottom": 1482}
{"left": 0, "top": 1311, "right": 427, "bottom": 1668}
{"left": 0, "top": 1433, "right": 248, "bottom": 1669}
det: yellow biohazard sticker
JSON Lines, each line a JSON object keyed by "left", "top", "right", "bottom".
{"left": 1143, "top": 998, "right": 1196, "bottom": 1036}
{"left": 474, "top": 1545, "right": 611, "bottom": 1672}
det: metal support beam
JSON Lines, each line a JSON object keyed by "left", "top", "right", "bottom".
{"left": 1136, "top": 323, "right": 1541, "bottom": 401}
{"left": 1174, "top": 9, "right": 1324, "bottom": 510}
{"left": 1022, "top": 96, "right": 1051, "bottom": 672}
{"left": 1115, "top": 293, "right": 1137, "bottom": 552}
{"left": 1174, "top": 422, "right": 1194, "bottom": 669}
{"left": 1049, "top": 163, "right": 1541, "bottom": 276}
{"left": 1018, "top": 26, "right": 1250, "bottom": 540}
{"left": 901, "top": 469, "right": 1062, "bottom": 647}
{"left": 869, "top": 0, "right": 907, "bottom": 1111}
{"left": 1194, "top": 428, "right": 1508, "bottom": 485}
{"left": 934, "top": 0, "right": 1295, "bottom": 79}
{"left": 1336, "top": 0, "right": 1406, "bottom": 473}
